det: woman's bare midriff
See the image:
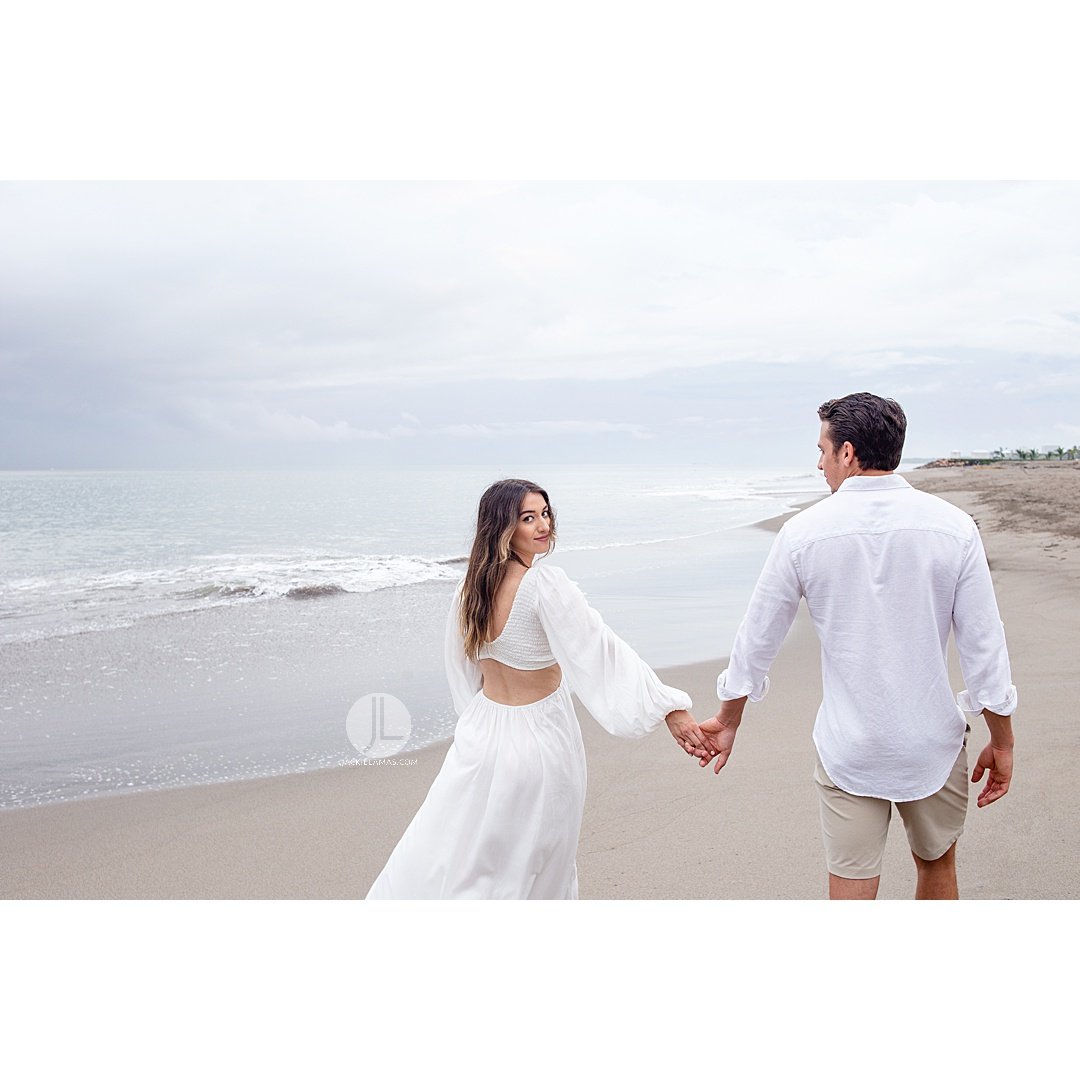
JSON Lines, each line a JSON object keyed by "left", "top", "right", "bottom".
{"left": 479, "top": 658, "right": 562, "bottom": 706}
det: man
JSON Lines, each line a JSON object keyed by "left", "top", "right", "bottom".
{"left": 700, "top": 392, "right": 1017, "bottom": 900}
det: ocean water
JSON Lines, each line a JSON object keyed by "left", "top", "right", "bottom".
{"left": 0, "top": 463, "right": 840, "bottom": 810}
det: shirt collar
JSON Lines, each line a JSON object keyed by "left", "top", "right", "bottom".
{"left": 835, "top": 473, "right": 911, "bottom": 493}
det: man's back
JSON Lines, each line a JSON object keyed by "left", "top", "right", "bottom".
{"left": 709, "top": 393, "right": 1018, "bottom": 899}
{"left": 719, "top": 473, "right": 1015, "bottom": 802}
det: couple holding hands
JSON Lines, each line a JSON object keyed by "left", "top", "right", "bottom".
{"left": 367, "top": 392, "right": 1017, "bottom": 901}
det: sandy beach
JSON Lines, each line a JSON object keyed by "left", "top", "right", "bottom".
{"left": 2, "top": 461, "right": 1077, "bottom": 900}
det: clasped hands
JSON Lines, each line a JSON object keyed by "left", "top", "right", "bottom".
{"left": 664, "top": 698, "right": 747, "bottom": 774}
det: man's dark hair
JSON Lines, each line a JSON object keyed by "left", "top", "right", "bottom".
{"left": 817, "top": 392, "right": 907, "bottom": 471}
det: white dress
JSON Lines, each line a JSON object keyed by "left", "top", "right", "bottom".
{"left": 365, "top": 560, "right": 692, "bottom": 900}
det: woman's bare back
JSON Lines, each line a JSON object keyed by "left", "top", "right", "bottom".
{"left": 480, "top": 566, "right": 561, "bottom": 705}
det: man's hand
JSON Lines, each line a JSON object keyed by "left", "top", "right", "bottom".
{"left": 973, "top": 707, "right": 1015, "bottom": 808}
{"left": 664, "top": 710, "right": 711, "bottom": 761}
{"left": 972, "top": 742, "right": 1013, "bottom": 807}
{"left": 698, "top": 696, "right": 747, "bottom": 774}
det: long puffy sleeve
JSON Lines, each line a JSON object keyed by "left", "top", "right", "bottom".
{"left": 444, "top": 583, "right": 482, "bottom": 716}
{"left": 533, "top": 563, "right": 692, "bottom": 738}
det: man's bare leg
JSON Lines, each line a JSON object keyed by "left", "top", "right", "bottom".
{"left": 829, "top": 874, "right": 880, "bottom": 900}
{"left": 912, "top": 842, "right": 958, "bottom": 899}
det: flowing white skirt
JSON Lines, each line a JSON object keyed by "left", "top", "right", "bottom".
{"left": 366, "top": 681, "right": 587, "bottom": 900}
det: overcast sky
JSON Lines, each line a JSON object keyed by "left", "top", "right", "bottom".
{"left": 2, "top": 181, "right": 1078, "bottom": 470}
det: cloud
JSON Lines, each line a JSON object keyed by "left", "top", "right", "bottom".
{"left": 830, "top": 351, "right": 972, "bottom": 372}
{"left": 1, "top": 182, "right": 1078, "bottom": 466}
{"left": 5, "top": 182, "right": 1079, "bottom": 388}
{"left": 435, "top": 420, "right": 652, "bottom": 439}
{"left": 886, "top": 381, "right": 947, "bottom": 396}
{"left": 183, "top": 399, "right": 387, "bottom": 442}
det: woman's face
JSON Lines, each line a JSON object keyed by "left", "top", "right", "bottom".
{"left": 510, "top": 491, "right": 552, "bottom": 559}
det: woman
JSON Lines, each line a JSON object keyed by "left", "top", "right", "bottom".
{"left": 366, "top": 478, "right": 706, "bottom": 900}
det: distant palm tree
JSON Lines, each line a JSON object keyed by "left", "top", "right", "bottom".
{"left": 992, "top": 447, "right": 1006, "bottom": 460}
{"left": 1055, "top": 446, "right": 1065, "bottom": 459}
{"left": 1014, "top": 448, "right": 1028, "bottom": 460}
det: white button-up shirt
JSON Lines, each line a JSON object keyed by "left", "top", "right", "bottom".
{"left": 717, "top": 473, "right": 1017, "bottom": 801}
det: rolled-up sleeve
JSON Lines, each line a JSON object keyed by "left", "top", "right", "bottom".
{"left": 534, "top": 564, "right": 692, "bottom": 739}
{"left": 953, "top": 527, "right": 1018, "bottom": 716}
{"left": 717, "top": 527, "right": 803, "bottom": 703}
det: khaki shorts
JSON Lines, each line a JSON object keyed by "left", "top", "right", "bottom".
{"left": 813, "top": 727, "right": 970, "bottom": 879}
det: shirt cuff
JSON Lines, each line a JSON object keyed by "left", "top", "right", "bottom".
{"left": 717, "top": 669, "right": 770, "bottom": 703}
{"left": 956, "top": 685, "right": 1018, "bottom": 716}
{"left": 652, "top": 687, "right": 693, "bottom": 725}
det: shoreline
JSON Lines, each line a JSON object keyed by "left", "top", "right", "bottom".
{"left": 751, "top": 495, "right": 824, "bottom": 533}
{"left": 3, "top": 463, "right": 1076, "bottom": 898}
{"left": 1, "top": 493, "right": 813, "bottom": 813}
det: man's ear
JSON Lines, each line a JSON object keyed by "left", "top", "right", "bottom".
{"left": 842, "top": 441, "right": 858, "bottom": 465}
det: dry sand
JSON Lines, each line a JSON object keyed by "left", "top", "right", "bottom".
{"left": 2, "top": 462, "right": 1077, "bottom": 900}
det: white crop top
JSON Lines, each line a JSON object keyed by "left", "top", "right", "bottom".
{"left": 477, "top": 567, "right": 558, "bottom": 670}
{"left": 445, "top": 560, "right": 693, "bottom": 740}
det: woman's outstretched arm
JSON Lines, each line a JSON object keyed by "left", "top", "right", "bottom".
{"left": 534, "top": 562, "right": 698, "bottom": 744}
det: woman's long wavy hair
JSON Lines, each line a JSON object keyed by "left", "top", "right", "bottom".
{"left": 459, "top": 478, "right": 557, "bottom": 660}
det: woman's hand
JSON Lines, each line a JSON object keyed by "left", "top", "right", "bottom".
{"left": 665, "top": 710, "right": 712, "bottom": 761}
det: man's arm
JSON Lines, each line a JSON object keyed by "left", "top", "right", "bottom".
{"left": 952, "top": 525, "right": 1018, "bottom": 806}
{"left": 715, "top": 527, "right": 803, "bottom": 703}
{"left": 972, "top": 708, "right": 1014, "bottom": 808}
{"left": 953, "top": 525, "right": 1018, "bottom": 717}
{"left": 702, "top": 529, "right": 803, "bottom": 769}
